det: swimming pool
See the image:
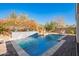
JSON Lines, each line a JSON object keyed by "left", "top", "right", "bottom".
{"left": 16, "top": 33, "right": 64, "bottom": 56}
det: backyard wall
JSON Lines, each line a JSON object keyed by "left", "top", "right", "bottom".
{"left": 12, "top": 31, "right": 37, "bottom": 40}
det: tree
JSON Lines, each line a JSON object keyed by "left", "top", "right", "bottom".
{"left": 54, "top": 16, "right": 66, "bottom": 28}
{"left": 0, "top": 23, "right": 11, "bottom": 35}
{"left": 44, "top": 21, "right": 57, "bottom": 32}
{"left": 66, "top": 26, "right": 76, "bottom": 34}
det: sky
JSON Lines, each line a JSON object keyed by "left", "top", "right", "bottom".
{"left": 0, "top": 3, "right": 76, "bottom": 25}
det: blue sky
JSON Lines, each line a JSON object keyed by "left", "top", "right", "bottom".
{"left": 0, "top": 3, "right": 76, "bottom": 25}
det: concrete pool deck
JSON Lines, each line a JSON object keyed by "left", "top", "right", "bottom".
{"left": 53, "top": 35, "right": 76, "bottom": 56}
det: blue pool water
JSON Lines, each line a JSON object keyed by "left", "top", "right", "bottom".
{"left": 16, "top": 33, "right": 63, "bottom": 56}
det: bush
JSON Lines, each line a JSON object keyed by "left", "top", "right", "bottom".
{"left": 66, "top": 27, "right": 76, "bottom": 34}
{"left": 44, "top": 21, "right": 57, "bottom": 32}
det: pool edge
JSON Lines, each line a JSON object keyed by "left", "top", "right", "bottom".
{"left": 11, "top": 40, "right": 30, "bottom": 56}
{"left": 41, "top": 36, "right": 66, "bottom": 56}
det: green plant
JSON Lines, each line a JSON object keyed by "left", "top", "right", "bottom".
{"left": 44, "top": 21, "right": 57, "bottom": 32}
{"left": 66, "top": 26, "right": 76, "bottom": 34}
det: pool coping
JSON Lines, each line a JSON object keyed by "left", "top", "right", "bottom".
{"left": 58, "top": 35, "right": 67, "bottom": 41}
{"left": 11, "top": 35, "right": 66, "bottom": 56}
{"left": 11, "top": 40, "right": 30, "bottom": 56}
{"left": 41, "top": 35, "right": 66, "bottom": 56}
{"left": 41, "top": 40, "right": 66, "bottom": 56}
